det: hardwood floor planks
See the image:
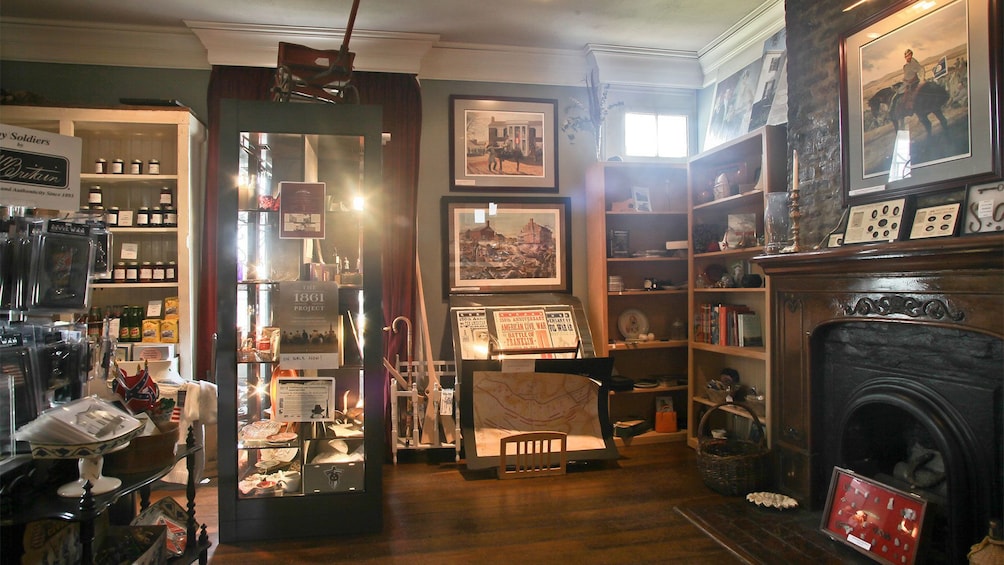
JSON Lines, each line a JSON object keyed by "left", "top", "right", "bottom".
{"left": 159, "top": 441, "right": 739, "bottom": 563}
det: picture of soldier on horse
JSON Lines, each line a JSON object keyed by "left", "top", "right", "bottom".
{"left": 465, "top": 111, "right": 545, "bottom": 177}
{"left": 857, "top": 0, "right": 971, "bottom": 178}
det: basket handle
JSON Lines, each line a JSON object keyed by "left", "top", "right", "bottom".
{"left": 697, "top": 401, "right": 766, "bottom": 447}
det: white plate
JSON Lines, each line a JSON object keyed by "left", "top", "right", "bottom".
{"left": 617, "top": 309, "right": 650, "bottom": 340}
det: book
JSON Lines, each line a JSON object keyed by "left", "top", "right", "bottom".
{"left": 738, "top": 312, "right": 763, "bottom": 347}
{"left": 275, "top": 281, "right": 341, "bottom": 370}
{"left": 608, "top": 229, "right": 630, "bottom": 258}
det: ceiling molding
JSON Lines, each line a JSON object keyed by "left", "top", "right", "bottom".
{"left": 1, "top": 8, "right": 785, "bottom": 88}
{"left": 698, "top": 0, "right": 785, "bottom": 86}
{"left": 184, "top": 20, "right": 438, "bottom": 74}
{"left": 587, "top": 45, "right": 703, "bottom": 89}
{"left": 0, "top": 17, "right": 210, "bottom": 69}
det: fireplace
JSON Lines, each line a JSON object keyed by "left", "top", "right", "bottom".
{"left": 757, "top": 235, "right": 1003, "bottom": 564}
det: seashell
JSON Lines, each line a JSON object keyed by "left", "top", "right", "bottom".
{"left": 746, "top": 491, "right": 799, "bottom": 510}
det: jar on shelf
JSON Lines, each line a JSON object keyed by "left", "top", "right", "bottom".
{"left": 113, "top": 262, "right": 127, "bottom": 283}
{"left": 88, "top": 186, "right": 103, "bottom": 210}
{"left": 126, "top": 262, "right": 139, "bottom": 283}
{"left": 147, "top": 159, "right": 160, "bottom": 175}
{"left": 162, "top": 206, "right": 177, "bottom": 227}
{"left": 139, "top": 262, "right": 153, "bottom": 283}
{"left": 166, "top": 261, "right": 177, "bottom": 282}
{"left": 149, "top": 206, "right": 163, "bottom": 227}
{"left": 95, "top": 158, "right": 107, "bottom": 174}
{"left": 153, "top": 261, "right": 166, "bottom": 282}
{"left": 111, "top": 158, "right": 125, "bottom": 174}
{"left": 129, "top": 159, "right": 143, "bottom": 175}
{"left": 136, "top": 206, "right": 150, "bottom": 227}
{"left": 159, "top": 186, "right": 174, "bottom": 207}
{"left": 105, "top": 207, "right": 119, "bottom": 227}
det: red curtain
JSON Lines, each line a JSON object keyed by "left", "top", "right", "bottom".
{"left": 195, "top": 68, "right": 421, "bottom": 402}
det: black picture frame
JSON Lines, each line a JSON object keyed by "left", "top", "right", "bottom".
{"left": 839, "top": 0, "right": 1002, "bottom": 204}
{"left": 441, "top": 196, "right": 571, "bottom": 297}
{"left": 449, "top": 95, "right": 558, "bottom": 192}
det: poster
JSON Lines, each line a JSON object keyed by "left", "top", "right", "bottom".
{"left": 274, "top": 377, "right": 336, "bottom": 422}
{"left": 276, "top": 281, "right": 341, "bottom": 369}
{"left": 279, "top": 181, "right": 325, "bottom": 239}
{"left": 455, "top": 308, "right": 490, "bottom": 360}
{"left": 492, "top": 309, "right": 553, "bottom": 353}
{"left": 0, "top": 124, "right": 81, "bottom": 210}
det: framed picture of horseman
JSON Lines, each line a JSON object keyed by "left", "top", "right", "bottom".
{"left": 839, "top": 0, "right": 1002, "bottom": 204}
{"left": 449, "top": 95, "right": 559, "bottom": 192}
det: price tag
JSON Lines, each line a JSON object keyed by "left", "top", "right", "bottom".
{"left": 147, "top": 300, "right": 162, "bottom": 318}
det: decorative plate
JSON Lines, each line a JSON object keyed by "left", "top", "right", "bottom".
{"left": 267, "top": 432, "right": 298, "bottom": 444}
{"left": 239, "top": 420, "right": 282, "bottom": 441}
{"left": 617, "top": 309, "right": 650, "bottom": 340}
{"left": 746, "top": 491, "right": 799, "bottom": 510}
{"left": 30, "top": 425, "right": 143, "bottom": 460}
{"left": 132, "top": 496, "right": 188, "bottom": 556}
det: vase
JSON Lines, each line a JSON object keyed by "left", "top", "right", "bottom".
{"left": 594, "top": 125, "right": 604, "bottom": 161}
{"left": 764, "top": 192, "right": 791, "bottom": 254}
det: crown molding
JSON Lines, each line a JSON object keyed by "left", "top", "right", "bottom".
{"left": 587, "top": 45, "right": 703, "bottom": 89}
{"left": 0, "top": 17, "right": 210, "bottom": 69}
{"left": 698, "top": 0, "right": 785, "bottom": 86}
{"left": 184, "top": 20, "right": 438, "bottom": 74}
{"left": 1, "top": 7, "right": 786, "bottom": 88}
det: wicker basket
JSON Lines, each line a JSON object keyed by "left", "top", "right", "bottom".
{"left": 696, "top": 401, "right": 770, "bottom": 496}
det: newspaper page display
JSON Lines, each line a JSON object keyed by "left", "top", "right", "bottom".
{"left": 274, "top": 377, "right": 336, "bottom": 422}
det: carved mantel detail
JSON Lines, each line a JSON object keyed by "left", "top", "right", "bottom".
{"left": 841, "top": 295, "right": 965, "bottom": 322}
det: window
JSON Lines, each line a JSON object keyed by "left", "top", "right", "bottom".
{"left": 624, "top": 113, "right": 688, "bottom": 158}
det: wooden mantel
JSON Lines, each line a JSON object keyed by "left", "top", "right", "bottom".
{"left": 752, "top": 234, "right": 1004, "bottom": 506}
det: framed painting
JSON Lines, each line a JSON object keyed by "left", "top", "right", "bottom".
{"left": 449, "top": 95, "right": 558, "bottom": 192}
{"left": 441, "top": 196, "right": 570, "bottom": 296}
{"left": 839, "top": 0, "right": 1002, "bottom": 203}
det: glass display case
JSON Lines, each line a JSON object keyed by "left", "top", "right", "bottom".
{"left": 215, "top": 100, "right": 383, "bottom": 542}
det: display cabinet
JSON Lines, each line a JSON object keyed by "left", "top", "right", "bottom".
{"left": 215, "top": 100, "right": 383, "bottom": 542}
{"left": 585, "top": 162, "right": 691, "bottom": 444}
{"left": 0, "top": 105, "right": 206, "bottom": 377}
{"left": 686, "top": 125, "right": 786, "bottom": 449}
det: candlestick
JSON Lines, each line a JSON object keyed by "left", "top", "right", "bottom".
{"left": 792, "top": 149, "right": 799, "bottom": 192}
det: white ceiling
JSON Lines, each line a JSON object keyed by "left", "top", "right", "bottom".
{"left": 0, "top": 0, "right": 785, "bottom": 87}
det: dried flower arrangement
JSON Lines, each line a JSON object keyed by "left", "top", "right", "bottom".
{"left": 560, "top": 70, "right": 623, "bottom": 159}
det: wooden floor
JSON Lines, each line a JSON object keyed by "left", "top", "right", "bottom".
{"left": 158, "top": 441, "right": 741, "bottom": 564}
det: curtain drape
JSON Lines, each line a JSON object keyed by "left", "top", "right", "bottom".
{"left": 195, "top": 69, "right": 422, "bottom": 438}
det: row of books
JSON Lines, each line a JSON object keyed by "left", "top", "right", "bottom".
{"left": 695, "top": 303, "right": 763, "bottom": 347}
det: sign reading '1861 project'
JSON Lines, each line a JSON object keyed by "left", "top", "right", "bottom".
{"left": 275, "top": 281, "right": 341, "bottom": 370}
{"left": 0, "top": 123, "right": 81, "bottom": 210}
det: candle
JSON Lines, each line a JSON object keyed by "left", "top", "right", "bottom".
{"left": 792, "top": 149, "right": 799, "bottom": 192}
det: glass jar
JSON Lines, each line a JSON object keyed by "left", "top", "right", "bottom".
{"left": 105, "top": 207, "right": 119, "bottom": 227}
{"left": 136, "top": 206, "right": 150, "bottom": 227}
{"left": 153, "top": 261, "right": 166, "bottom": 282}
{"left": 147, "top": 159, "right": 160, "bottom": 175}
{"left": 95, "top": 158, "right": 107, "bottom": 174}
{"left": 162, "top": 206, "right": 177, "bottom": 227}
{"left": 159, "top": 186, "right": 173, "bottom": 206}
{"left": 139, "top": 262, "right": 153, "bottom": 283}
{"left": 166, "top": 261, "right": 177, "bottom": 282}
{"left": 88, "top": 186, "right": 103, "bottom": 209}
{"left": 129, "top": 159, "right": 143, "bottom": 175}
{"left": 149, "top": 206, "right": 163, "bottom": 227}
{"left": 111, "top": 158, "right": 125, "bottom": 174}
{"left": 126, "top": 262, "right": 139, "bottom": 283}
{"left": 113, "top": 261, "right": 127, "bottom": 283}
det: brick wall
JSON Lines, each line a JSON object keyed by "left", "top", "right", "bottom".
{"left": 785, "top": 0, "right": 901, "bottom": 246}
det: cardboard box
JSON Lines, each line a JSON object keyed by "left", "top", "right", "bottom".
{"left": 159, "top": 318, "right": 179, "bottom": 343}
{"left": 303, "top": 460, "right": 364, "bottom": 493}
{"left": 141, "top": 319, "right": 160, "bottom": 343}
{"left": 655, "top": 410, "right": 678, "bottom": 433}
{"left": 132, "top": 343, "right": 175, "bottom": 361}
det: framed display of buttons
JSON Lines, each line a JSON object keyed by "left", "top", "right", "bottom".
{"left": 908, "top": 202, "right": 960, "bottom": 240}
{"left": 962, "top": 181, "right": 1004, "bottom": 234}
{"left": 842, "top": 198, "right": 906, "bottom": 244}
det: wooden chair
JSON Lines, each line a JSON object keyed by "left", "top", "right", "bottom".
{"left": 498, "top": 431, "right": 567, "bottom": 479}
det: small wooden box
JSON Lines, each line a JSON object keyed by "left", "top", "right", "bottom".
{"left": 105, "top": 424, "right": 179, "bottom": 475}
